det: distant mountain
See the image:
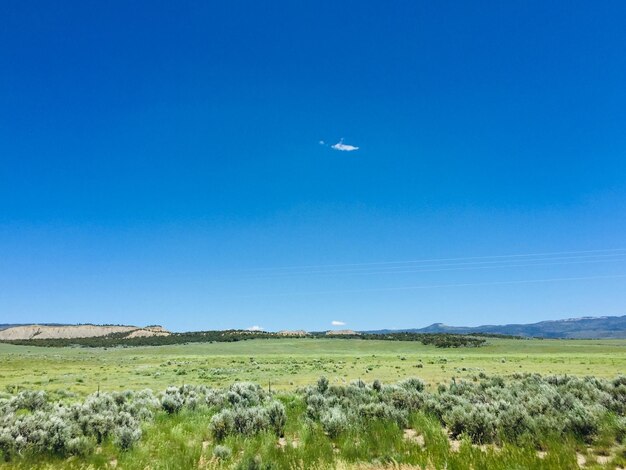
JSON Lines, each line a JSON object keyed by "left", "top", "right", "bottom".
{"left": 364, "top": 315, "right": 626, "bottom": 339}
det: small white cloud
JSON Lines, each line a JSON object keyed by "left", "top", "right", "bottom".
{"left": 247, "top": 325, "right": 264, "bottom": 331}
{"left": 331, "top": 139, "right": 359, "bottom": 152}
{"left": 331, "top": 320, "right": 346, "bottom": 326}
{"left": 319, "top": 140, "right": 325, "bottom": 145}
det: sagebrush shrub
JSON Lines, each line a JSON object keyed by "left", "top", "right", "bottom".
{"left": 358, "top": 402, "right": 408, "bottom": 428}
{"left": 232, "top": 406, "right": 270, "bottom": 436}
{"left": 213, "top": 444, "right": 232, "bottom": 460}
{"left": 320, "top": 406, "right": 349, "bottom": 438}
{"left": 11, "top": 390, "right": 48, "bottom": 412}
{"left": 0, "top": 388, "right": 147, "bottom": 460}
{"left": 495, "top": 403, "right": 533, "bottom": 443}
{"left": 266, "top": 401, "right": 287, "bottom": 436}
{"left": 161, "top": 387, "right": 184, "bottom": 414}
{"left": 2, "top": 372, "right": 625, "bottom": 463}
{"left": 114, "top": 425, "right": 142, "bottom": 450}
{"left": 317, "top": 376, "right": 329, "bottom": 394}
{"left": 0, "top": 429, "right": 15, "bottom": 460}
{"left": 305, "top": 393, "right": 327, "bottom": 420}
{"left": 209, "top": 409, "right": 235, "bottom": 440}
{"left": 65, "top": 436, "right": 93, "bottom": 456}
{"left": 80, "top": 410, "right": 116, "bottom": 444}
{"left": 398, "top": 377, "right": 425, "bottom": 392}
{"left": 228, "top": 382, "right": 266, "bottom": 407}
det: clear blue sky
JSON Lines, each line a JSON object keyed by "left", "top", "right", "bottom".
{"left": 1, "top": 1, "right": 625, "bottom": 331}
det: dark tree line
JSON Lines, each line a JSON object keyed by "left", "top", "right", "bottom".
{"left": 1, "top": 330, "right": 487, "bottom": 348}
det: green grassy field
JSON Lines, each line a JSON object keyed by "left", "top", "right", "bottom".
{"left": 1, "top": 337, "right": 626, "bottom": 469}
{"left": 1, "top": 337, "right": 625, "bottom": 395}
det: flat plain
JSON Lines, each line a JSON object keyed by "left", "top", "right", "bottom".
{"left": 2, "top": 337, "right": 626, "bottom": 469}
{"left": 1, "top": 337, "right": 625, "bottom": 395}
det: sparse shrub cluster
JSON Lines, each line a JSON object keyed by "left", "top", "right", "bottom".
{"left": 435, "top": 375, "right": 622, "bottom": 444}
{"left": 298, "top": 374, "right": 626, "bottom": 446}
{"left": 300, "top": 375, "right": 427, "bottom": 437}
{"left": 2, "top": 374, "right": 624, "bottom": 463}
{"left": 209, "top": 401, "right": 286, "bottom": 440}
{"left": 212, "top": 444, "right": 232, "bottom": 460}
{"left": 208, "top": 382, "right": 286, "bottom": 440}
{"left": 423, "top": 373, "right": 626, "bottom": 445}
{"left": 158, "top": 382, "right": 270, "bottom": 415}
{"left": 0, "top": 389, "right": 157, "bottom": 460}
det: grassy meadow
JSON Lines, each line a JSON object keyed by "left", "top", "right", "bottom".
{"left": 1, "top": 337, "right": 626, "bottom": 469}
{"left": 1, "top": 337, "right": 625, "bottom": 396}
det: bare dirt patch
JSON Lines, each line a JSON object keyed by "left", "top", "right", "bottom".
{"left": 403, "top": 428, "right": 425, "bottom": 447}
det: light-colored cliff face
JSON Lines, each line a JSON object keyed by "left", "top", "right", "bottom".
{"left": 325, "top": 330, "right": 359, "bottom": 336}
{"left": 0, "top": 324, "right": 170, "bottom": 340}
{"left": 277, "top": 330, "right": 309, "bottom": 336}
{"left": 125, "top": 328, "right": 170, "bottom": 338}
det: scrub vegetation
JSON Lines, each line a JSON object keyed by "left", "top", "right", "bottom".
{"left": 1, "top": 375, "right": 625, "bottom": 469}
{"left": 1, "top": 338, "right": 626, "bottom": 468}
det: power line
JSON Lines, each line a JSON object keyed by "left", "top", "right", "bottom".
{"left": 238, "top": 248, "right": 626, "bottom": 273}
{"left": 241, "top": 273, "right": 626, "bottom": 298}
{"left": 244, "top": 252, "right": 626, "bottom": 278}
